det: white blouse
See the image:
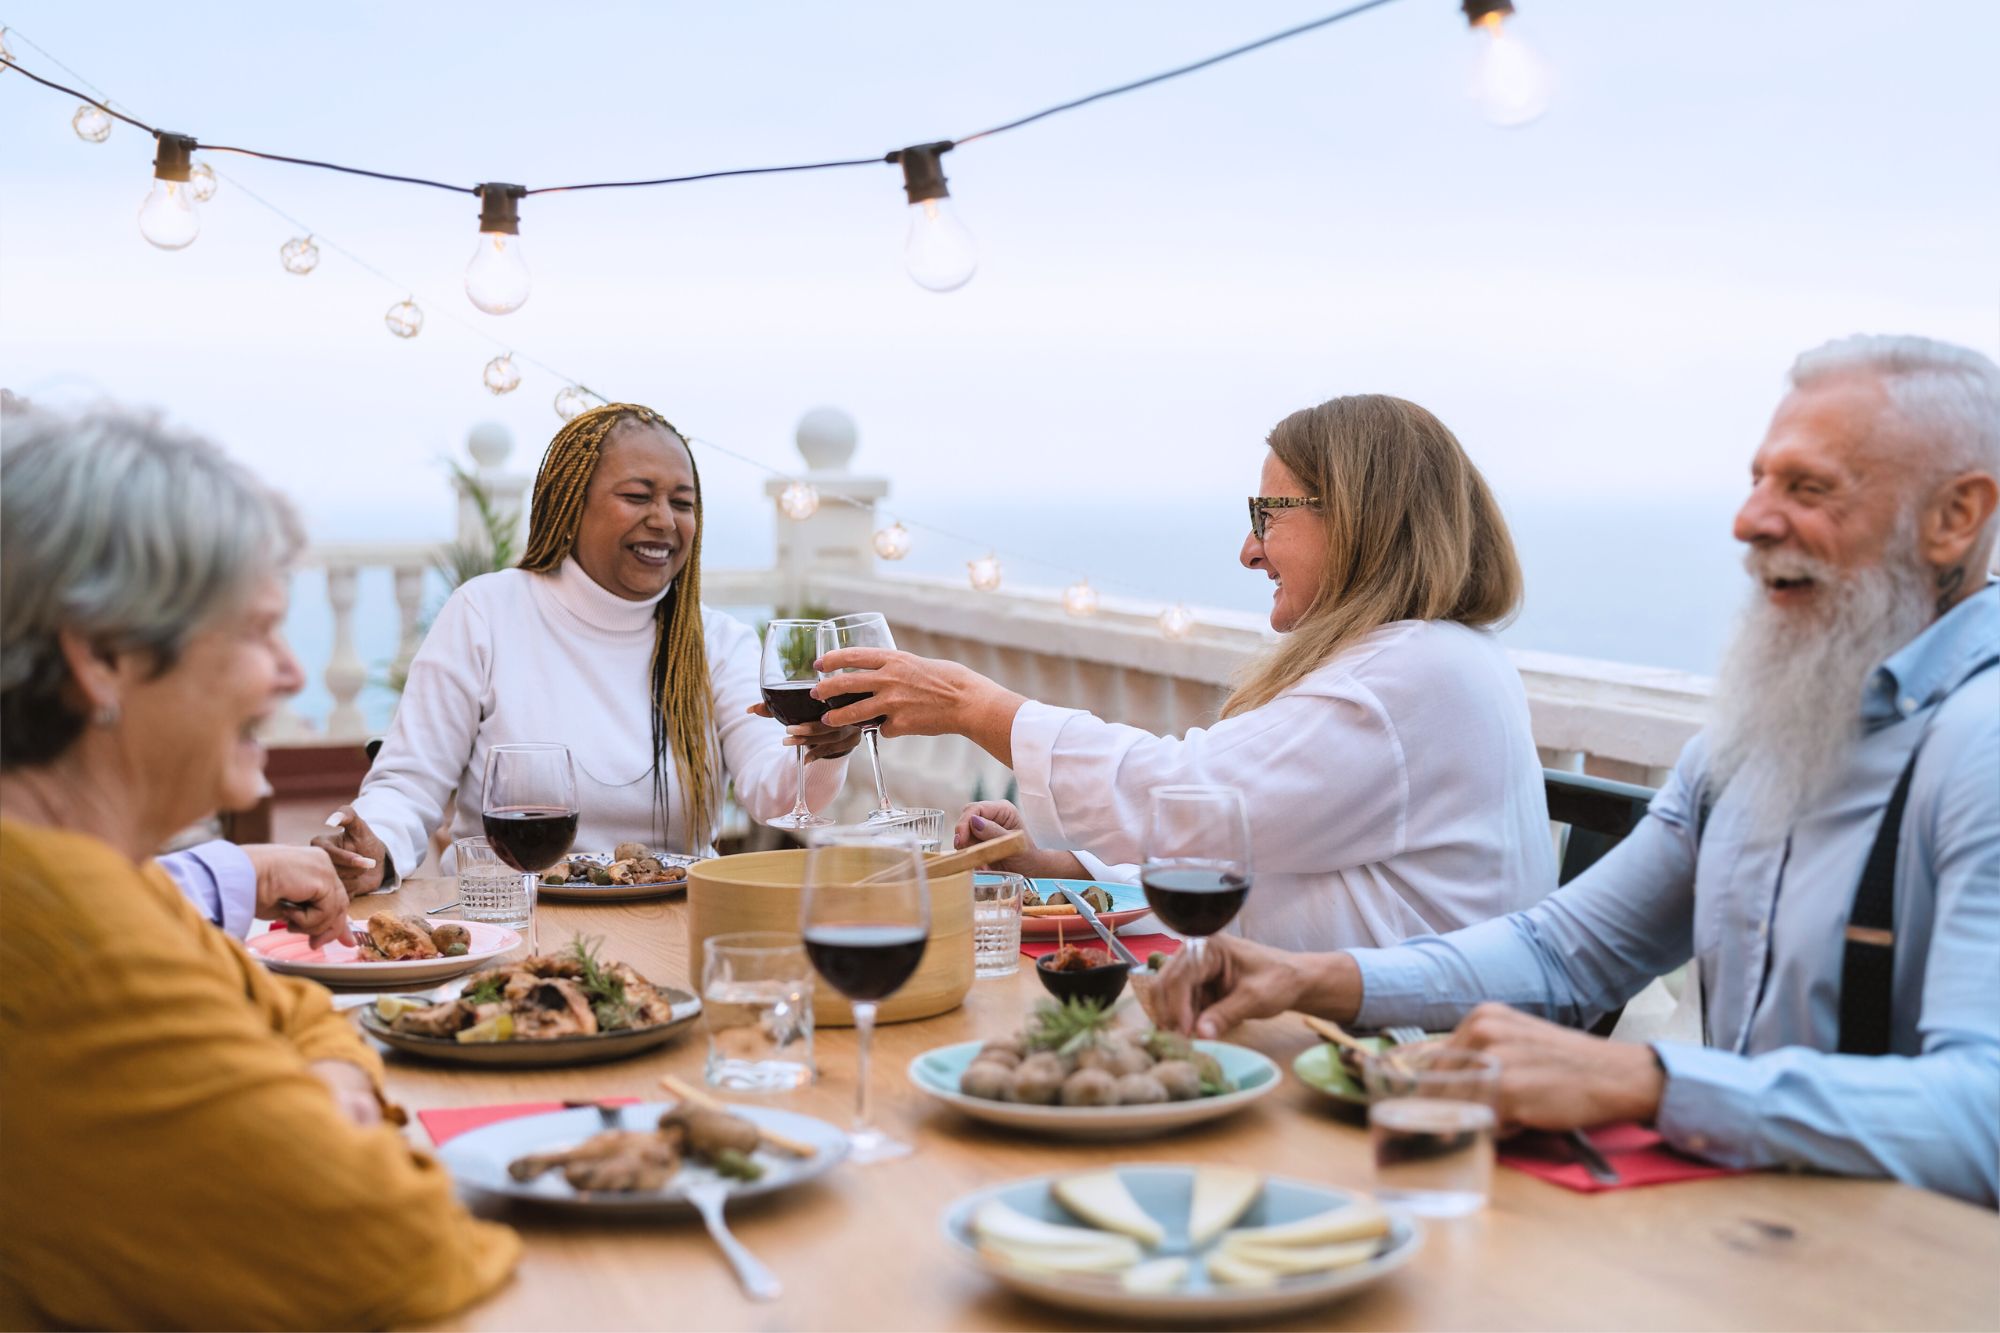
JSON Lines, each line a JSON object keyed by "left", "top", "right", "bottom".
{"left": 353, "top": 558, "right": 845, "bottom": 875}
{"left": 1010, "top": 619, "right": 1554, "bottom": 953}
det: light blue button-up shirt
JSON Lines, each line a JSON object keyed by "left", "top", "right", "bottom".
{"left": 1350, "top": 583, "right": 1999, "bottom": 1205}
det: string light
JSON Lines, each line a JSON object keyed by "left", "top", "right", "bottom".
{"left": 136, "top": 132, "right": 200, "bottom": 250}
{"left": 776, "top": 480, "right": 821, "bottom": 520}
{"left": 872, "top": 522, "right": 912, "bottom": 561}
{"left": 71, "top": 102, "right": 110, "bottom": 142}
{"left": 0, "top": 28, "right": 12, "bottom": 69}
{"left": 1061, "top": 579, "right": 1101, "bottom": 617}
{"left": 1159, "top": 604, "right": 1195, "bottom": 639}
{"left": 279, "top": 235, "right": 319, "bottom": 274}
{"left": 465, "top": 183, "right": 530, "bottom": 315}
{"left": 890, "top": 142, "right": 977, "bottom": 293}
{"left": 383, "top": 298, "right": 424, "bottom": 338}
{"left": 1462, "top": 0, "right": 1549, "bottom": 127}
{"left": 968, "top": 553, "right": 1003, "bottom": 592}
{"left": 187, "top": 160, "right": 218, "bottom": 202}
{"left": 553, "top": 385, "right": 604, "bottom": 421}
{"left": 482, "top": 353, "right": 521, "bottom": 395}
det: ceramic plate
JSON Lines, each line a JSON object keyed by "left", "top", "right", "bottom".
{"left": 439, "top": 1101, "right": 846, "bottom": 1214}
{"left": 908, "top": 1038, "right": 1279, "bottom": 1139}
{"left": 357, "top": 985, "right": 702, "bottom": 1068}
{"left": 1021, "top": 879, "right": 1154, "bottom": 939}
{"left": 535, "top": 851, "right": 702, "bottom": 903}
{"left": 1293, "top": 1035, "right": 1442, "bottom": 1119}
{"left": 247, "top": 920, "right": 520, "bottom": 987}
{"left": 941, "top": 1165, "right": 1422, "bottom": 1322}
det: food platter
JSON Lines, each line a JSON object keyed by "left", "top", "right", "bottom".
{"left": 247, "top": 919, "right": 520, "bottom": 987}
{"left": 1020, "top": 878, "right": 1154, "bottom": 939}
{"left": 941, "top": 1165, "right": 1422, "bottom": 1322}
{"left": 359, "top": 985, "right": 702, "bottom": 1068}
{"left": 1293, "top": 1034, "right": 1441, "bottom": 1120}
{"left": 535, "top": 851, "right": 704, "bottom": 903}
{"left": 909, "top": 1037, "right": 1280, "bottom": 1138}
{"left": 439, "top": 1101, "right": 847, "bottom": 1215}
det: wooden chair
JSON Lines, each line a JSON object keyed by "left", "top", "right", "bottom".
{"left": 1544, "top": 768, "right": 1657, "bottom": 1036}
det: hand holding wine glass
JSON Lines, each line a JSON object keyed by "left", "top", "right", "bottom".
{"left": 760, "top": 619, "right": 834, "bottom": 830}
{"left": 815, "top": 612, "right": 903, "bottom": 822}
{"left": 1141, "top": 785, "right": 1252, "bottom": 971}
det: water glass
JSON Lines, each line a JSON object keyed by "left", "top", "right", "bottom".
{"left": 1365, "top": 1047, "right": 1500, "bottom": 1217}
{"left": 971, "top": 871, "right": 1025, "bottom": 978}
{"left": 870, "top": 807, "right": 945, "bottom": 854}
{"left": 701, "top": 932, "right": 816, "bottom": 1092}
{"left": 455, "top": 835, "right": 535, "bottom": 937}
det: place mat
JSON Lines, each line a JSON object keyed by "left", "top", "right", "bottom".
{"left": 1500, "top": 1122, "right": 1745, "bottom": 1193}
{"left": 419, "top": 1097, "right": 640, "bottom": 1147}
{"left": 1019, "top": 934, "right": 1182, "bottom": 960}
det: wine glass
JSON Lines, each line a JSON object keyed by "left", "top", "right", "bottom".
{"left": 800, "top": 826, "right": 930, "bottom": 1163}
{"left": 1140, "top": 785, "right": 1252, "bottom": 970}
{"left": 816, "top": 611, "right": 904, "bottom": 822}
{"left": 481, "top": 743, "right": 579, "bottom": 954}
{"left": 760, "top": 619, "right": 833, "bottom": 830}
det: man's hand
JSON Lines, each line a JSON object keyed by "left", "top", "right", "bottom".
{"left": 310, "top": 805, "right": 388, "bottom": 895}
{"left": 244, "top": 844, "right": 353, "bottom": 948}
{"left": 1444, "top": 1004, "right": 1665, "bottom": 1130}
{"left": 1150, "top": 934, "right": 1360, "bottom": 1039}
{"left": 308, "top": 1059, "right": 383, "bottom": 1128}
{"left": 744, "top": 701, "right": 864, "bottom": 763}
{"left": 952, "top": 802, "right": 1086, "bottom": 879}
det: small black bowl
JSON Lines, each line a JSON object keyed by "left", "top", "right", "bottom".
{"left": 1034, "top": 953, "right": 1130, "bottom": 1009}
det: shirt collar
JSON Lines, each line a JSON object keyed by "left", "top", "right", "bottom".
{"left": 544, "top": 555, "right": 671, "bottom": 634}
{"left": 1865, "top": 578, "right": 2000, "bottom": 723}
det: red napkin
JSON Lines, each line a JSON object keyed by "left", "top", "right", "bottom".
{"left": 1020, "top": 934, "right": 1181, "bottom": 960}
{"left": 1500, "top": 1122, "right": 1745, "bottom": 1192}
{"left": 419, "top": 1097, "right": 639, "bottom": 1147}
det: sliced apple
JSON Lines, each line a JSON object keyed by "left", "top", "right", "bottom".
{"left": 1219, "top": 1237, "right": 1382, "bottom": 1275}
{"left": 1221, "top": 1200, "right": 1389, "bottom": 1248}
{"left": 1121, "top": 1257, "right": 1190, "bottom": 1294}
{"left": 1052, "top": 1171, "right": 1166, "bottom": 1248}
{"left": 1187, "top": 1167, "right": 1262, "bottom": 1246}
{"left": 1206, "top": 1249, "right": 1279, "bottom": 1288}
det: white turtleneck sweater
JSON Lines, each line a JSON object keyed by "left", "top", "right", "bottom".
{"left": 353, "top": 558, "right": 846, "bottom": 875}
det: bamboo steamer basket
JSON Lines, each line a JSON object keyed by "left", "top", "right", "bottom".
{"left": 687, "top": 849, "right": 973, "bottom": 1027}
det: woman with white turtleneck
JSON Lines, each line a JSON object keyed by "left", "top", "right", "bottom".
{"left": 317, "top": 404, "right": 855, "bottom": 888}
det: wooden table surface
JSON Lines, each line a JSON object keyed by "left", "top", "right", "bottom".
{"left": 360, "top": 878, "right": 2000, "bottom": 1332}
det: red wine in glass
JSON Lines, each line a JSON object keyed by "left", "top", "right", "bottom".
{"left": 1141, "top": 785, "right": 1253, "bottom": 969}
{"left": 803, "top": 924, "right": 928, "bottom": 1000}
{"left": 482, "top": 807, "right": 581, "bottom": 873}
{"left": 1139, "top": 867, "right": 1251, "bottom": 937}
{"left": 480, "top": 743, "right": 580, "bottom": 876}
{"left": 761, "top": 620, "right": 836, "bottom": 830}
{"left": 823, "top": 690, "right": 889, "bottom": 729}
{"left": 762, "top": 681, "right": 831, "bottom": 727}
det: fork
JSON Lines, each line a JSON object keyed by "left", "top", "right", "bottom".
{"left": 684, "top": 1179, "right": 781, "bottom": 1302}
{"left": 1383, "top": 1025, "right": 1429, "bottom": 1050}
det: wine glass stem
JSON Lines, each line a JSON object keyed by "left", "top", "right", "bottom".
{"left": 862, "top": 728, "right": 895, "bottom": 816}
{"left": 852, "top": 1000, "right": 877, "bottom": 1136}
{"left": 1185, "top": 935, "right": 1207, "bottom": 970}
{"left": 789, "top": 747, "right": 812, "bottom": 818}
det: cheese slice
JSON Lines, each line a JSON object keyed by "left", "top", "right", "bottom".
{"left": 978, "top": 1238, "right": 1142, "bottom": 1275}
{"left": 1187, "top": 1167, "right": 1262, "bottom": 1246}
{"left": 1221, "top": 1200, "right": 1389, "bottom": 1248}
{"left": 972, "top": 1200, "right": 1128, "bottom": 1249}
{"left": 1206, "top": 1249, "right": 1279, "bottom": 1288}
{"left": 1218, "top": 1236, "right": 1382, "bottom": 1275}
{"left": 1121, "top": 1257, "right": 1190, "bottom": 1294}
{"left": 1052, "top": 1171, "right": 1166, "bottom": 1248}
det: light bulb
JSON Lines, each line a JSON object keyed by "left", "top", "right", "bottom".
{"left": 1159, "top": 604, "right": 1195, "bottom": 640}
{"left": 893, "top": 141, "right": 977, "bottom": 293}
{"left": 136, "top": 133, "right": 200, "bottom": 250}
{"left": 72, "top": 103, "right": 111, "bottom": 143}
{"left": 1062, "top": 580, "right": 1100, "bottom": 617}
{"left": 188, "top": 161, "right": 218, "bottom": 202}
{"left": 968, "top": 553, "right": 1002, "bottom": 592}
{"left": 279, "top": 235, "right": 319, "bottom": 274}
{"left": 0, "top": 28, "right": 13, "bottom": 70}
{"left": 483, "top": 354, "right": 522, "bottom": 395}
{"left": 384, "top": 298, "right": 424, "bottom": 339}
{"left": 872, "top": 522, "right": 912, "bottom": 561}
{"left": 1465, "top": 5, "right": 1549, "bottom": 127}
{"left": 465, "top": 183, "right": 530, "bottom": 315}
{"left": 554, "top": 386, "right": 604, "bottom": 421}
{"left": 777, "top": 480, "right": 820, "bottom": 520}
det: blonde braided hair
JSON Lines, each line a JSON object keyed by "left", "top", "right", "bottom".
{"left": 519, "top": 403, "right": 717, "bottom": 847}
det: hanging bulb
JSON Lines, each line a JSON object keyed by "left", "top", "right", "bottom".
{"left": 777, "top": 480, "right": 821, "bottom": 520}
{"left": 465, "top": 183, "right": 531, "bottom": 315}
{"left": 137, "top": 132, "right": 200, "bottom": 250}
{"left": 483, "top": 353, "right": 522, "bottom": 395}
{"left": 1159, "top": 604, "right": 1195, "bottom": 640}
{"left": 554, "top": 386, "right": 604, "bottom": 421}
{"left": 279, "top": 235, "right": 319, "bottom": 274}
{"left": 892, "top": 142, "right": 977, "bottom": 293}
{"left": 1463, "top": 0, "right": 1550, "bottom": 127}
{"left": 872, "top": 522, "right": 912, "bottom": 561}
{"left": 72, "top": 103, "right": 111, "bottom": 143}
{"left": 384, "top": 298, "right": 424, "bottom": 339}
{"left": 187, "top": 161, "right": 218, "bottom": 202}
{"left": 968, "top": 553, "right": 1003, "bottom": 592}
{"left": 1062, "top": 580, "right": 1100, "bottom": 618}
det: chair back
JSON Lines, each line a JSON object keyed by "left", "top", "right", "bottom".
{"left": 1545, "top": 769, "right": 1656, "bottom": 886}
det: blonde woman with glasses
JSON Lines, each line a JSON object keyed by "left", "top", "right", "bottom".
{"left": 815, "top": 394, "right": 1554, "bottom": 952}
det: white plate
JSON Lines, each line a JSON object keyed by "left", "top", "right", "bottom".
{"left": 438, "top": 1101, "right": 847, "bottom": 1214}
{"left": 908, "top": 1038, "right": 1280, "bottom": 1139}
{"left": 941, "top": 1165, "right": 1422, "bottom": 1322}
{"left": 246, "top": 919, "right": 520, "bottom": 987}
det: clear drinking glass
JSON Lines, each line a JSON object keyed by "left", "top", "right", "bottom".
{"left": 869, "top": 807, "right": 945, "bottom": 854}
{"left": 800, "top": 826, "right": 930, "bottom": 1163}
{"left": 1140, "top": 784, "right": 1252, "bottom": 971}
{"left": 971, "top": 871, "right": 1025, "bottom": 978}
{"left": 701, "top": 931, "right": 816, "bottom": 1091}
{"left": 759, "top": 619, "right": 834, "bottom": 830}
{"left": 1365, "top": 1047, "right": 1501, "bottom": 1217}
{"left": 455, "top": 834, "right": 536, "bottom": 938}
{"left": 815, "top": 612, "right": 904, "bottom": 822}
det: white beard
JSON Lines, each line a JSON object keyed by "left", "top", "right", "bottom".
{"left": 1706, "top": 538, "right": 1934, "bottom": 839}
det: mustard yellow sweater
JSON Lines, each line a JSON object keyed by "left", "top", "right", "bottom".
{"left": 0, "top": 820, "right": 520, "bottom": 1330}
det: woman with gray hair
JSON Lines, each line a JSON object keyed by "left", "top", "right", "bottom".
{"left": 0, "top": 405, "right": 518, "bottom": 1328}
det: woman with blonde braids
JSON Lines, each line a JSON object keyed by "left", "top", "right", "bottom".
{"left": 320, "top": 404, "right": 855, "bottom": 889}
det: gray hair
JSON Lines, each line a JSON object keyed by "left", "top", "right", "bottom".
{"left": 1788, "top": 334, "right": 2000, "bottom": 480}
{"left": 0, "top": 402, "right": 303, "bottom": 766}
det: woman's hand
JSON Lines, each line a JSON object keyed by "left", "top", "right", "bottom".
{"left": 812, "top": 648, "right": 1027, "bottom": 764}
{"left": 744, "top": 702, "right": 863, "bottom": 763}
{"left": 243, "top": 844, "right": 353, "bottom": 948}
{"left": 308, "top": 1059, "right": 383, "bottom": 1128}
{"left": 310, "top": 806, "right": 387, "bottom": 895}
{"left": 953, "top": 801, "right": 1087, "bottom": 879}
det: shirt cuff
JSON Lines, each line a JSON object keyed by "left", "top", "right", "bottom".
{"left": 161, "top": 840, "right": 259, "bottom": 938}
{"left": 1651, "top": 1040, "right": 1755, "bottom": 1166}
{"left": 1346, "top": 945, "right": 1470, "bottom": 1031}
{"left": 1010, "top": 700, "right": 1085, "bottom": 847}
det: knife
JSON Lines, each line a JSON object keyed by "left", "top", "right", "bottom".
{"left": 1055, "top": 885, "right": 1143, "bottom": 970}
{"left": 1565, "top": 1128, "right": 1622, "bottom": 1186}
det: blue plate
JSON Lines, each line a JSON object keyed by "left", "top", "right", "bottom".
{"left": 1023, "top": 878, "right": 1153, "bottom": 938}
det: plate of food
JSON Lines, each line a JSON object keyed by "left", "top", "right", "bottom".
{"left": 1293, "top": 1032, "right": 1442, "bottom": 1121}
{"left": 908, "top": 1000, "right": 1280, "bottom": 1138}
{"left": 942, "top": 1164, "right": 1421, "bottom": 1322}
{"left": 536, "top": 845, "right": 702, "bottom": 902}
{"left": 358, "top": 939, "right": 702, "bottom": 1067}
{"left": 1020, "top": 879, "right": 1154, "bottom": 939}
{"left": 438, "top": 1096, "right": 846, "bottom": 1215}
{"left": 247, "top": 911, "right": 520, "bottom": 986}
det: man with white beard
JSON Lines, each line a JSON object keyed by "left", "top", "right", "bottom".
{"left": 1149, "top": 334, "right": 2000, "bottom": 1204}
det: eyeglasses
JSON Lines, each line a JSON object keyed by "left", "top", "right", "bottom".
{"left": 1247, "top": 495, "right": 1321, "bottom": 541}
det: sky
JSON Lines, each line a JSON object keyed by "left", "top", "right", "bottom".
{"left": 2, "top": 1, "right": 1996, "bottom": 708}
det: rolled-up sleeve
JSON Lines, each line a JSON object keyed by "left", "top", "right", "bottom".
{"left": 156, "top": 841, "right": 258, "bottom": 938}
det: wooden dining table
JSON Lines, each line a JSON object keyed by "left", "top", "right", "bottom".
{"left": 364, "top": 877, "right": 2000, "bottom": 1332}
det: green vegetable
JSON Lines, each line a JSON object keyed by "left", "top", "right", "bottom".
{"left": 711, "top": 1149, "right": 764, "bottom": 1182}
{"left": 1146, "top": 952, "right": 1169, "bottom": 971}
{"left": 568, "top": 937, "right": 637, "bottom": 1032}
{"left": 443, "top": 941, "right": 469, "bottom": 956}
{"left": 461, "top": 973, "right": 506, "bottom": 1006}
{"left": 1024, "top": 997, "right": 1115, "bottom": 1054}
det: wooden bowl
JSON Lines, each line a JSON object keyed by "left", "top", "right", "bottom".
{"left": 688, "top": 849, "right": 973, "bottom": 1027}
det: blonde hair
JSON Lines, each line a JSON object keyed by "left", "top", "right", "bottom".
{"left": 518, "top": 404, "right": 716, "bottom": 846}
{"left": 1222, "top": 394, "right": 1522, "bottom": 718}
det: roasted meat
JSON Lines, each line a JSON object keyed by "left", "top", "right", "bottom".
{"left": 511, "top": 976, "right": 599, "bottom": 1039}
{"left": 363, "top": 911, "right": 440, "bottom": 960}
{"left": 395, "top": 998, "right": 475, "bottom": 1037}
{"left": 607, "top": 961, "right": 678, "bottom": 1025}
{"left": 508, "top": 1130, "right": 682, "bottom": 1192}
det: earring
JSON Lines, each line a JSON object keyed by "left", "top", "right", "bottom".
{"left": 93, "top": 702, "right": 121, "bottom": 727}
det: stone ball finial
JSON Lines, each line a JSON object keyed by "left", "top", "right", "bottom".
{"left": 467, "top": 421, "right": 512, "bottom": 469}
{"left": 795, "top": 407, "right": 857, "bottom": 471}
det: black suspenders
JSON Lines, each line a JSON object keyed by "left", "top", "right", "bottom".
{"left": 1836, "top": 751, "right": 1918, "bottom": 1056}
